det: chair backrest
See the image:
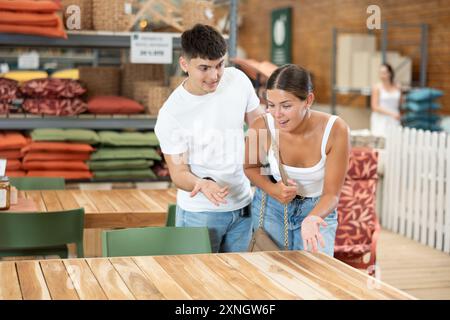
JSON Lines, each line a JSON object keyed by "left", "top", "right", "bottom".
{"left": 165, "top": 204, "right": 176, "bottom": 227}
{"left": 102, "top": 226, "right": 212, "bottom": 257}
{"left": 335, "top": 148, "right": 380, "bottom": 251}
{"left": 0, "top": 208, "right": 84, "bottom": 258}
{"left": 9, "top": 177, "right": 65, "bottom": 190}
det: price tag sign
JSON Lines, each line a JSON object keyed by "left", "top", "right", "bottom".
{"left": 18, "top": 51, "right": 39, "bottom": 69}
{"left": 130, "top": 32, "right": 173, "bottom": 64}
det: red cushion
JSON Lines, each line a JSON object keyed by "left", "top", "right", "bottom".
{"left": 23, "top": 161, "right": 89, "bottom": 171}
{"left": 6, "top": 170, "right": 26, "bottom": 177}
{"left": 0, "top": 17, "right": 66, "bottom": 39}
{"left": 87, "top": 96, "right": 144, "bottom": 114}
{"left": 5, "top": 159, "right": 21, "bottom": 171}
{"left": 27, "top": 170, "right": 93, "bottom": 180}
{"left": 0, "top": 132, "right": 28, "bottom": 150}
{"left": 23, "top": 151, "right": 91, "bottom": 162}
{"left": 0, "top": 150, "right": 22, "bottom": 159}
{"left": 346, "top": 147, "right": 378, "bottom": 180}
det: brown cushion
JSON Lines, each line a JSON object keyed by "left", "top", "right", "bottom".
{"left": 23, "top": 161, "right": 89, "bottom": 171}
{"left": 27, "top": 170, "right": 93, "bottom": 180}
{"left": 87, "top": 96, "right": 144, "bottom": 114}
{"left": 0, "top": 18, "right": 66, "bottom": 39}
{"left": 5, "top": 159, "right": 21, "bottom": 171}
{"left": 21, "top": 142, "right": 94, "bottom": 154}
{"left": 23, "top": 151, "right": 91, "bottom": 162}
{"left": 0, "top": 11, "right": 58, "bottom": 26}
{"left": 0, "top": 132, "right": 28, "bottom": 150}
{"left": 0, "top": 0, "right": 61, "bottom": 12}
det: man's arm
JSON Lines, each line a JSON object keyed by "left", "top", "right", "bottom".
{"left": 245, "top": 105, "right": 265, "bottom": 126}
{"left": 164, "top": 153, "right": 229, "bottom": 206}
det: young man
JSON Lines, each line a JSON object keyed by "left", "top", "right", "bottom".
{"left": 155, "top": 24, "right": 263, "bottom": 252}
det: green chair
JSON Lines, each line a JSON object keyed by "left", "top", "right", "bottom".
{"left": 9, "top": 177, "right": 65, "bottom": 190}
{"left": 0, "top": 208, "right": 85, "bottom": 259}
{"left": 165, "top": 204, "right": 176, "bottom": 227}
{"left": 102, "top": 226, "right": 212, "bottom": 257}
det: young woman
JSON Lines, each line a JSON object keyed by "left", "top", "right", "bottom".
{"left": 244, "top": 64, "right": 350, "bottom": 256}
{"left": 370, "top": 63, "right": 402, "bottom": 137}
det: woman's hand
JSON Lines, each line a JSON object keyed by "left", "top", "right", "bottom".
{"left": 269, "top": 179, "right": 297, "bottom": 204}
{"left": 191, "top": 179, "right": 229, "bottom": 206}
{"left": 301, "top": 215, "right": 328, "bottom": 252}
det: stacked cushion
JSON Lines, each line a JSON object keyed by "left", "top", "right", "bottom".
{"left": 21, "top": 78, "right": 87, "bottom": 116}
{"left": 31, "top": 129, "right": 100, "bottom": 145}
{"left": 0, "top": 131, "right": 29, "bottom": 177}
{"left": 402, "top": 88, "right": 443, "bottom": 132}
{"left": 21, "top": 141, "right": 94, "bottom": 180}
{"left": 0, "top": 0, "right": 66, "bottom": 38}
{"left": 89, "top": 131, "right": 162, "bottom": 180}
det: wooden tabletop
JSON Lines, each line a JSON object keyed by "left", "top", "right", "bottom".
{"left": 11, "top": 189, "right": 177, "bottom": 229}
{"left": 0, "top": 251, "right": 414, "bottom": 300}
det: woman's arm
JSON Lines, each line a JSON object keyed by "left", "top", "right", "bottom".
{"left": 301, "top": 117, "right": 350, "bottom": 252}
{"left": 244, "top": 116, "right": 297, "bottom": 204}
{"left": 308, "top": 117, "right": 350, "bottom": 219}
{"left": 371, "top": 85, "right": 400, "bottom": 120}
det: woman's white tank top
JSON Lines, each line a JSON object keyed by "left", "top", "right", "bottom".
{"left": 266, "top": 113, "right": 338, "bottom": 197}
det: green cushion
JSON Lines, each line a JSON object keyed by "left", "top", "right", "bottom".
{"left": 93, "top": 169, "right": 157, "bottom": 180}
{"left": 401, "top": 112, "right": 440, "bottom": 123}
{"left": 90, "top": 148, "right": 162, "bottom": 161}
{"left": 88, "top": 159, "right": 154, "bottom": 170}
{"left": 31, "top": 129, "right": 100, "bottom": 145}
{"left": 98, "top": 131, "right": 159, "bottom": 147}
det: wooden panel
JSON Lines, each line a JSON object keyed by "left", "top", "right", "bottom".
{"left": 40, "top": 191, "right": 64, "bottom": 212}
{"left": 85, "top": 258, "right": 135, "bottom": 300}
{"left": 24, "top": 191, "right": 47, "bottom": 211}
{"left": 55, "top": 190, "right": 81, "bottom": 210}
{"left": 70, "top": 190, "right": 99, "bottom": 213}
{"left": 63, "top": 259, "right": 106, "bottom": 300}
{"left": 241, "top": 252, "right": 335, "bottom": 299}
{"left": 109, "top": 257, "right": 164, "bottom": 300}
{"left": 40, "top": 260, "right": 79, "bottom": 300}
{"left": 85, "top": 191, "right": 117, "bottom": 213}
{"left": 0, "top": 262, "right": 22, "bottom": 300}
{"left": 133, "top": 256, "right": 192, "bottom": 300}
{"left": 218, "top": 254, "right": 299, "bottom": 299}
{"left": 16, "top": 261, "right": 51, "bottom": 300}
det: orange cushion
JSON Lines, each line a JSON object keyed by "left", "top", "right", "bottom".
{"left": 5, "top": 159, "right": 22, "bottom": 171}
{"left": 23, "top": 151, "right": 91, "bottom": 162}
{"left": 0, "top": 17, "right": 66, "bottom": 39}
{"left": 0, "top": 150, "right": 22, "bottom": 159}
{"left": 0, "top": 132, "right": 28, "bottom": 150}
{"left": 21, "top": 142, "right": 94, "bottom": 154}
{"left": 23, "top": 160, "right": 88, "bottom": 171}
{"left": 27, "top": 170, "right": 93, "bottom": 180}
{"left": 0, "top": 11, "right": 58, "bottom": 26}
{"left": 87, "top": 96, "right": 144, "bottom": 114}
{"left": 6, "top": 170, "right": 26, "bottom": 177}
{"left": 0, "top": 1, "right": 61, "bottom": 12}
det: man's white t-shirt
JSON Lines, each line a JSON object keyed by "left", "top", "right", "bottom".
{"left": 155, "top": 67, "right": 260, "bottom": 212}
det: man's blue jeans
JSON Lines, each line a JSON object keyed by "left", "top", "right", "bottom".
{"left": 176, "top": 205, "right": 252, "bottom": 253}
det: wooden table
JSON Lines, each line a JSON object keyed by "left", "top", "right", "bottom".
{"left": 6, "top": 189, "right": 176, "bottom": 257}
{"left": 16, "top": 189, "right": 177, "bottom": 229}
{"left": 0, "top": 251, "right": 414, "bottom": 300}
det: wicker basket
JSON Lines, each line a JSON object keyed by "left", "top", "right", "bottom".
{"left": 62, "top": 0, "right": 93, "bottom": 30}
{"left": 92, "top": 0, "right": 134, "bottom": 32}
{"left": 182, "top": 0, "right": 215, "bottom": 30}
{"left": 79, "top": 66, "right": 121, "bottom": 98}
{"left": 169, "top": 76, "right": 187, "bottom": 90}
{"left": 133, "top": 80, "right": 164, "bottom": 107}
{"left": 121, "top": 63, "right": 165, "bottom": 99}
{"left": 147, "top": 86, "right": 171, "bottom": 115}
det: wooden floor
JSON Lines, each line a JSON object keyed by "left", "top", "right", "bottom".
{"left": 377, "top": 228, "right": 450, "bottom": 300}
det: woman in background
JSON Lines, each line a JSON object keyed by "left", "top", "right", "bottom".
{"left": 370, "top": 63, "right": 402, "bottom": 137}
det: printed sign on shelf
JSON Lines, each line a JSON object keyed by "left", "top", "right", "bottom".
{"left": 130, "top": 32, "right": 173, "bottom": 64}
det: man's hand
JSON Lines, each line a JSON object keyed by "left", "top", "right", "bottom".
{"left": 191, "top": 178, "right": 229, "bottom": 206}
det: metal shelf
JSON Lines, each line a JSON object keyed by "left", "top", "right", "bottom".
{"left": 0, "top": 31, "right": 182, "bottom": 49}
{"left": 0, "top": 114, "right": 157, "bottom": 130}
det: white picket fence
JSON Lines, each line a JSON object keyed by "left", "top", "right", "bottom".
{"left": 381, "top": 125, "right": 450, "bottom": 253}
